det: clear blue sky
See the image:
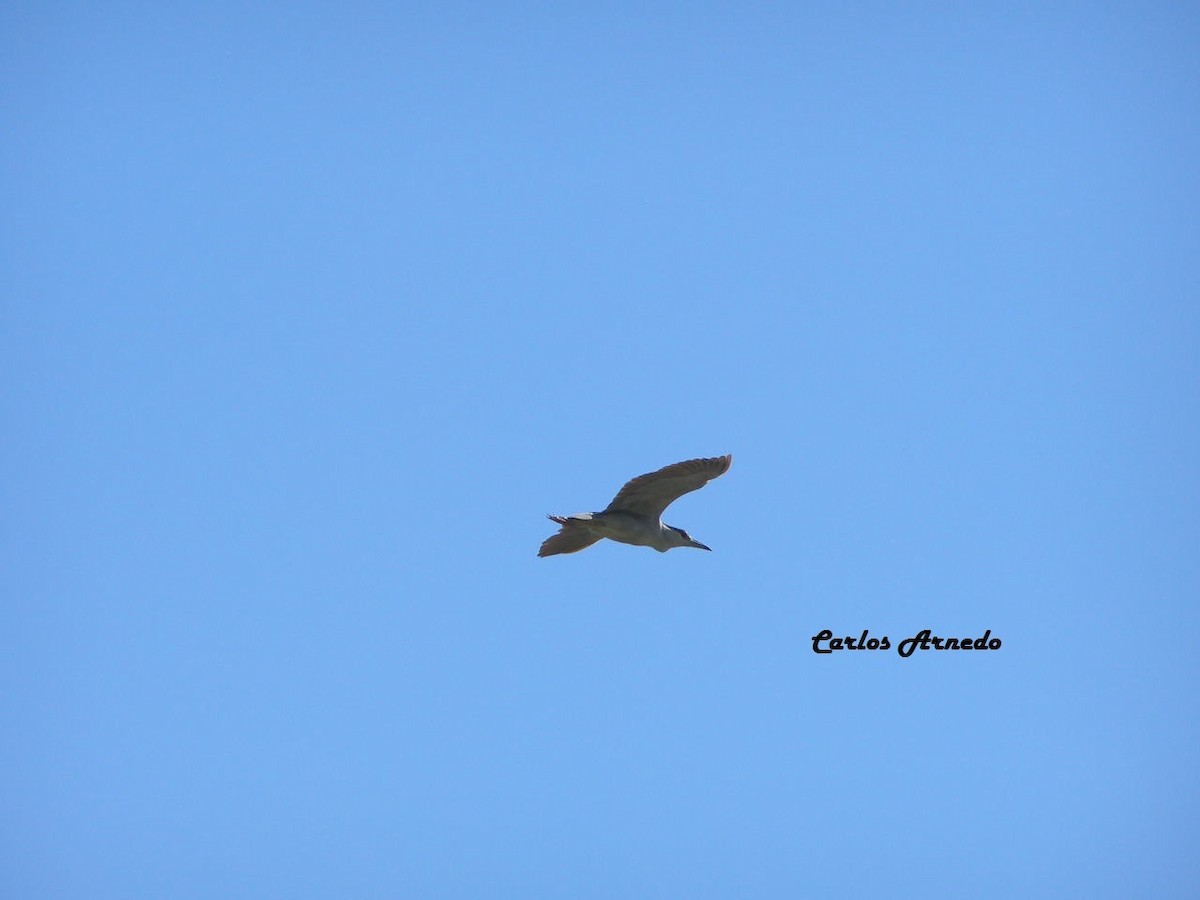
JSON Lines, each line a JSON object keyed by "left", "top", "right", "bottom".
{"left": 4, "top": 3, "right": 1198, "bottom": 897}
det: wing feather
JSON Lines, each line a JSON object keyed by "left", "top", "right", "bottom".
{"left": 538, "top": 516, "right": 604, "bottom": 557}
{"left": 602, "top": 454, "right": 731, "bottom": 519}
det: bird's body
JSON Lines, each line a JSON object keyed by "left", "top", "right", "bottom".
{"left": 538, "top": 455, "right": 731, "bottom": 557}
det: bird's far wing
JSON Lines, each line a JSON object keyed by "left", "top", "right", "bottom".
{"left": 538, "top": 518, "right": 604, "bottom": 557}
{"left": 602, "top": 454, "right": 732, "bottom": 518}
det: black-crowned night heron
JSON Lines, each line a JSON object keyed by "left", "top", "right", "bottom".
{"left": 538, "top": 454, "right": 732, "bottom": 557}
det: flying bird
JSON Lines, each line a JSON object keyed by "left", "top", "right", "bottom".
{"left": 538, "top": 454, "right": 732, "bottom": 557}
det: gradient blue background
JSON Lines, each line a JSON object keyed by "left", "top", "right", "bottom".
{"left": 4, "top": 3, "right": 1198, "bottom": 897}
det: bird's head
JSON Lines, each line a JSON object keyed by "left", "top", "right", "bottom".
{"left": 669, "top": 526, "right": 711, "bottom": 551}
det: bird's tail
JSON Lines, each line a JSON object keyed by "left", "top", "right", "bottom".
{"left": 547, "top": 513, "right": 595, "bottom": 525}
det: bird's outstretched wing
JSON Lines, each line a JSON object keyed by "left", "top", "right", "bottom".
{"left": 538, "top": 515, "right": 603, "bottom": 557}
{"left": 603, "top": 454, "right": 731, "bottom": 519}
